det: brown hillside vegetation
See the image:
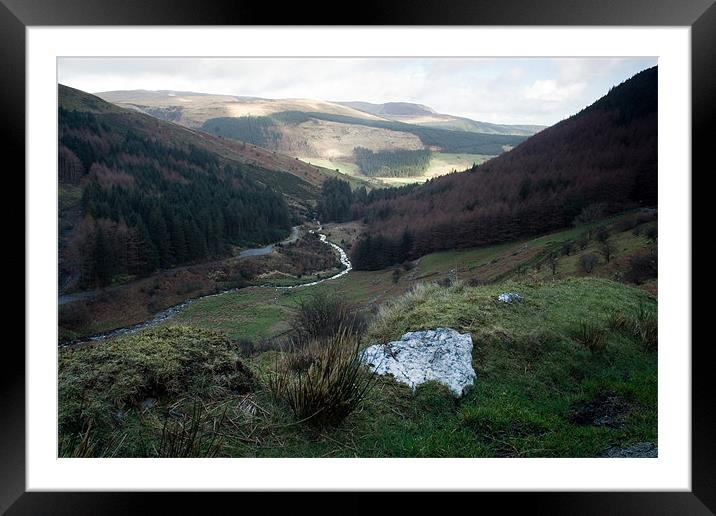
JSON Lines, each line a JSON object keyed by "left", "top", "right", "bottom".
{"left": 351, "top": 67, "right": 657, "bottom": 270}
{"left": 61, "top": 85, "right": 360, "bottom": 195}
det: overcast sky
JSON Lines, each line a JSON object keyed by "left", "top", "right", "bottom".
{"left": 58, "top": 57, "right": 656, "bottom": 126}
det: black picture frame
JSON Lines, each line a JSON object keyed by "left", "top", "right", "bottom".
{"left": 4, "top": 0, "right": 712, "bottom": 512}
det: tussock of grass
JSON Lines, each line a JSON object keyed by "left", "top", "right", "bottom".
{"left": 154, "top": 400, "right": 227, "bottom": 458}
{"left": 290, "top": 291, "right": 368, "bottom": 344}
{"left": 572, "top": 321, "right": 608, "bottom": 354}
{"left": 609, "top": 304, "right": 658, "bottom": 352}
{"left": 268, "top": 329, "right": 374, "bottom": 428}
{"left": 58, "top": 420, "right": 126, "bottom": 458}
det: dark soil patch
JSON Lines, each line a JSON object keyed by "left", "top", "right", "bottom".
{"left": 569, "top": 391, "right": 630, "bottom": 428}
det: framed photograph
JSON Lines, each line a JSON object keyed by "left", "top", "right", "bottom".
{"left": 6, "top": 0, "right": 712, "bottom": 512}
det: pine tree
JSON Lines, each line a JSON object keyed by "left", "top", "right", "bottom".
{"left": 93, "top": 225, "right": 115, "bottom": 286}
{"left": 148, "top": 208, "right": 172, "bottom": 267}
{"left": 132, "top": 221, "right": 159, "bottom": 276}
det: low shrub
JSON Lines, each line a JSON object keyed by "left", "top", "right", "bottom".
{"left": 58, "top": 302, "right": 90, "bottom": 329}
{"left": 290, "top": 291, "right": 367, "bottom": 345}
{"left": 623, "top": 252, "right": 657, "bottom": 284}
{"left": 572, "top": 203, "right": 606, "bottom": 226}
{"left": 572, "top": 321, "right": 608, "bottom": 354}
{"left": 561, "top": 241, "right": 575, "bottom": 256}
{"left": 234, "top": 338, "right": 255, "bottom": 356}
{"left": 577, "top": 232, "right": 590, "bottom": 250}
{"left": 547, "top": 253, "right": 559, "bottom": 275}
{"left": 219, "top": 277, "right": 251, "bottom": 291}
{"left": 579, "top": 254, "right": 600, "bottom": 273}
{"left": 633, "top": 219, "right": 657, "bottom": 239}
{"left": 595, "top": 226, "right": 610, "bottom": 242}
{"left": 268, "top": 330, "right": 374, "bottom": 428}
{"left": 175, "top": 279, "right": 204, "bottom": 295}
{"left": 467, "top": 277, "right": 483, "bottom": 287}
{"left": 613, "top": 217, "right": 638, "bottom": 233}
{"left": 437, "top": 276, "right": 454, "bottom": 287}
{"left": 599, "top": 239, "right": 615, "bottom": 263}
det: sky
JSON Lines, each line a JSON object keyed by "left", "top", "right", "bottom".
{"left": 58, "top": 57, "right": 656, "bottom": 126}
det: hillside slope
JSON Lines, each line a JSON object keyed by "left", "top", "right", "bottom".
{"left": 351, "top": 66, "right": 658, "bottom": 269}
{"left": 338, "top": 101, "right": 545, "bottom": 136}
{"left": 71, "top": 88, "right": 371, "bottom": 192}
{"left": 96, "top": 90, "right": 387, "bottom": 126}
{"left": 59, "top": 277, "right": 656, "bottom": 458}
{"left": 95, "top": 90, "right": 532, "bottom": 180}
{"left": 58, "top": 85, "right": 339, "bottom": 291}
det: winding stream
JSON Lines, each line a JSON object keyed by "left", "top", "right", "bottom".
{"left": 60, "top": 224, "right": 351, "bottom": 347}
{"left": 277, "top": 227, "right": 352, "bottom": 289}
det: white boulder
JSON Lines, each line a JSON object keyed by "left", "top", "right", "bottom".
{"left": 361, "top": 328, "right": 476, "bottom": 397}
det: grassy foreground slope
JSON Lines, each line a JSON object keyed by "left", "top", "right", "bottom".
{"left": 59, "top": 278, "right": 656, "bottom": 457}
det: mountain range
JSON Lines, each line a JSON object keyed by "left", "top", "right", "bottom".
{"left": 337, "top": 101, "right": 543, "bottom": 135}
{"left": 94, "top": 90, "right": 542, "bottom": 179}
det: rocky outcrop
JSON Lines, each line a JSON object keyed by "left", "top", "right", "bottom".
{"left": 361, "top": 328, "right": 476, "bottom": 397}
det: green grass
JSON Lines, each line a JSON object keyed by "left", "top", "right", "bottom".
{"left": 58, "top": 326, "right": 255, "bottom": 457}
{"left": 416, "top": 241, "right": 517, "bottom": 276}
{"left": 357, "top": 278, "right": 657, "bottom": 457}
{"left": 425, "top": 152, "right": 493, "bottom": 175}
{"left": 416, "top": 210, "right": 657, "bottom": 287}
{"left": 168, "top": 266, "right": 404, "bottom": 342}
{"left": 296, "top": 157, "right": 381, "bottom": 189}
{"left": 300, "top": 153, "right": 494, "bottom": 187}
{"left": 59, "top": 277, "right": 657, "bottom": 457}
{"left": 168, "top": 288, "right": 309, "bottom": 341}
{"left": 297, "top": 156, "right": 361, "bottom": 176}
{"left": 372, "top": 153, "right": 494, "bottom": 186}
